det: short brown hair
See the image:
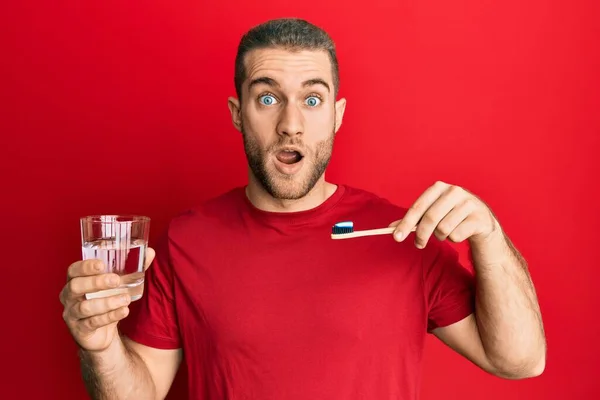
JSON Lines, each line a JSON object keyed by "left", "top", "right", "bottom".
{"left": 234, "top": 18, "right": 340, "bottom": 101}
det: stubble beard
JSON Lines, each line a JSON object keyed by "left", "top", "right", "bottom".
{"left": 242, "top": 125, "right": 335, "bottom": 200}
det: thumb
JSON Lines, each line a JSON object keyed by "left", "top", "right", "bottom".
{"left": 388, "top": 218, "right": 417, "bottom": 241}
{"left": 388, "top": 219, "right": 402, "bottom": 228}
{"left": 144, "top": 247, "right": 156, "bottom": 271}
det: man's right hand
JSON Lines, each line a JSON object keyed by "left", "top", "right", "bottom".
{"left": 59, "top": 248, "right": 155, "bottom": 352}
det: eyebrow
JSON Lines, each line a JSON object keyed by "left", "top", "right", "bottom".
{"left": 302, "top": 78, "right": 330, "bottom": 92}
{"left": 248, "top": 77, "right": 331, "bottom": 92}
{"left": 248, "top": 76, "right": 279, "bottom": 90}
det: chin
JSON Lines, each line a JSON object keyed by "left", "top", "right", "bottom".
{"left": 265, "top": 171, "right": 315, "bottom": 200}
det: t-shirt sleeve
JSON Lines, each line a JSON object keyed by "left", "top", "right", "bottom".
{"left": 422, "top": 239, "right": 475, "bottom": 332}
{"left": 119, "top": 230, "right": 181, "bottom": 349}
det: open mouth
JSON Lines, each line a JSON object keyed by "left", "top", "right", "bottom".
{"left": 275, "top": 149, "right": 304, "bottom": 165}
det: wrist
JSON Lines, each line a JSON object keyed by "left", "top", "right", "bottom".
{"left": 469, "top": 220, "right": 510, "bottom": 270}
{"left": 79, "top": 335, "right": 125, "bottom": 371}
{"left": 470, "top": 217, "right": 503, "bottom": 247}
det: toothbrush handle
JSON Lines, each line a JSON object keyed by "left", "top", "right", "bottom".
{"left": 355, "top": 227, "right": 397, "bottom": 237}
{"left": 331, "top": 226, "right": 417, "bottom": 240}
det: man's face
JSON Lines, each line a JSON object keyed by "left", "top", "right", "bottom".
{"left": 228, "top": 48, "right": 346, "bottom": 200}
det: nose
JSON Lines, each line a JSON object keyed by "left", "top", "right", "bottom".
{"left": 277, "top": 102, "right": 304, "bottom": 137}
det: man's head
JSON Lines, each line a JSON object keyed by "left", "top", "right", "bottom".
{"left": 228, "top": 18, "right": 347, "bottom": 200}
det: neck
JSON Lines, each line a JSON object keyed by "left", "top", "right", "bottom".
{"left": 245, "top": 174, "right": 337, "bottom": 213}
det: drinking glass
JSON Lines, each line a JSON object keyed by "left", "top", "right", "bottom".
{"left": 80, "top": 215, "right": 150, "bottom": 301}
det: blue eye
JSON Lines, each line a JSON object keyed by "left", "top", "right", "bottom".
{"left": 306, "top": 96, "right": 321, "bottom": 107}
{"left": 259, "top": 95, "right": 277, "bottom": 106}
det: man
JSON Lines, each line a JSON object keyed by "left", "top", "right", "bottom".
{"left": 59, "top": 18, "right": 546, "bottom": 399}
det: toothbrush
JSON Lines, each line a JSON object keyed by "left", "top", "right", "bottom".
{"left": 330, "top": 221, "right": 416, "bottom": 240}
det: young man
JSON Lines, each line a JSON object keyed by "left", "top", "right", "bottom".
{"left": 59, "top": 18, "right": 546, "bottom": 399}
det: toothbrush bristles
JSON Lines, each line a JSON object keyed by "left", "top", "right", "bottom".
{"left": 331, "top": 226, "right": 354, "bottom": 234}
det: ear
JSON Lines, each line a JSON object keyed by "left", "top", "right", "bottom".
{"left": 228, "top": 97, "right": 242, "bottom": 132}
{"left": 334, "top": 97, "right": 347, "bottom": 133}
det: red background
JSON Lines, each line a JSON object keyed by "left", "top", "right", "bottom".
{"left": 2, "top": 0, "right": 599, "bottom": 399}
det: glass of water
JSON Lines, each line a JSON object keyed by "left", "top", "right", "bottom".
{"left": 80, "top": 215, "right": 150, "bottom": 301}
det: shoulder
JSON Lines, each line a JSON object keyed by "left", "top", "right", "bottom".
{"left": 165, "top": 187, "right": 246, "bottom": 236}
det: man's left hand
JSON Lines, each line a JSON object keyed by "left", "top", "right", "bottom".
{"left": 389, "top": 181, "right": 501, "bottom": 248}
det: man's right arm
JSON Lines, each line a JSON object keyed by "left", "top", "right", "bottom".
{"left": 79, "top": 335, "right": 182, "bottom": 400}
{"left": 60, "top": 252, "right": 182, "bottom": 400}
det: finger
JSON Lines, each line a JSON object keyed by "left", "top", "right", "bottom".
{"left": 65, "top": 273, "right": 121, "bottom": 299}
{"left": 69, "top": 294, "right": 132, "bottom": 320}
{"left": 448, "top": 215, "right": 480, "bottom": 243}
{"left": 388, "top": 219, "right": 417, "bottom": 232}
{"left": 388, "top": 219, "right": 402, "bottom": 228}
{"left": 67, "top": 260, "right": 105, "bottom": 280}
{"left": 143, "top": 247, "right": 155, "bottom": 271}
{"left": 434, "top": 199, "right": 476, "bottom": 242}
{"left": 393, "top": 181, "right": 450, "bottom": 241}
{"left": 78, "top": 306, "right": 130, "bottom": 334}
{"left": 414, "top": 191, "right": 459, "bottom": 248}
{"left": 59, "top": 286, "right": 70, "bottom": 305}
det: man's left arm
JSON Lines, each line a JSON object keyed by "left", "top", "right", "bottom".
{"left": 390, "top": 181, "right": 546, "bottom": 379}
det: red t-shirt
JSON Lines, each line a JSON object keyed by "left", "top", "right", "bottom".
{"left": 120, "top": 184, "right": 475, "bottom": 399}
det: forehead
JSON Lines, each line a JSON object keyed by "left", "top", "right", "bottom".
{"left": 243, "top": 47, "right": 333, "bottom": 90}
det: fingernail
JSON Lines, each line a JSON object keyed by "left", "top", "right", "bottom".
{"left": 394, "top": 232, "right": 403, "bottom": 241}
{"left": 108, "top": 275, "right": 119, "bottom": 286}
